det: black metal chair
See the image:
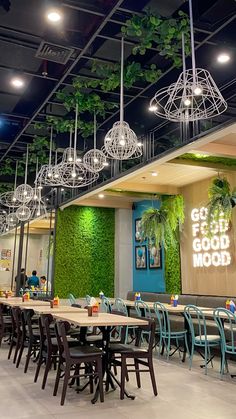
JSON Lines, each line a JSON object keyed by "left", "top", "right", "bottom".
{"left": 8, "top": 306, "right": 22, "bottom": 364}
{"left": 16, "top": 309, "right": 41, "bottom": 373}
{"left": 0, "top": 303, "right": 12, "bottom": 346}
{"left": 53, "top": 321, "right": 104, "bottom": 406}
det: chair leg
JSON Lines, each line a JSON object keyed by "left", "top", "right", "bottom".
{"left": 204, "top": 344, "right": 208, "bottom": 375}
{"left": 148, "top": 358, "right": 158, "bottom": 396}
{"left": 16, "top": 342, "right": 24, "bottom": 368}
{"left": 8, "top": 337, "right": 15, "bottom": 360}
{"left": 24, "top": 343, "right": 32, "bottom": 373}
{"left": 60, "top": 367, "right": 70, "bottom": 406}
{"left": 53, "top": 362, "right": 62, "bottom": 397}
{"left": 34, "top": 355, "right": 43, "bottom": 383}
{"left": 97, "top": 358, "right": 104, "bottom": 403}
{"left": 13, "top": 336, "right": 21, "bottom": 364}
{"left": 120, "top": 355, "right": 126, "bottom": 400}
{"left": 134, "top": 359, "right": 141, "bottom": 388}
{"left": 42, "top": 358, "right": 52, "bottom": 389}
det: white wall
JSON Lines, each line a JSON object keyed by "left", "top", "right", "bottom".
{"left": 115, "top": 208, "right": 133, "bottom": 298}
{"left": 0, "top": 232, "right": 50, "bottom": 290}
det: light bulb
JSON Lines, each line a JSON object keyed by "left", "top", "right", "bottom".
{"left": 76, "top": 158, "right": 82, "bottom": 162}
{"left": 106, "top": 137, "right": 111, "bottom": 142}
{"left": 11, "top": 77, "right": 24, "bottom": 88}
{"left": 47, "top": 9, "right": 62, "bottom": 23}
{"left": 98, "top": 193, "right": 104, "bottom": 199}
{"left": 93, "top": 157, "right": 99, "bottom": 163}
{"left": 137, "top": 142, "right": 142, "bottom": 147}
{"left": 103, "top": 161, "right": 109, "bottom": 167}
{"left": 48, "top": 172, "right": 52, "bottom": 178}
{"left": 34, "top": 195, "right": 38, "bottom": 200}
{"left": 119, "top": 139, "right": 125, "bottom": 146}
{"left": 23, "top": 191, "right": 27, "bottom": 196}
{"left": 54, "top": 174, "right": 59, "bottom": 179}
{"left": 184, "top": 98, "right": 191, "bottom": 106}
{"left": 68, "top": 157, "right": 73, "bottom": 162}
{"left": 38, "top": 186, "right": 43, "bottom": 190}
{"left": 149, "top": 105, "right": 158, "bottom": 112}
{"left": 71, "top": 172, "right": 76, "bottom": 178}
{"left": 22, "top": 212, "right": 25, "bottom": 216}
{"left": 37, "top": 211, "right": 40, "bottom": 216}
{"left": 193, "top": 86, "right": 202, "bottom": 96}
{"left": 78, "top": 176, "right": 83, "bottom": 181}
{"left": 12, "top": 197, "right": 16, "bottom": 202}
{"left": 61, "top": 188, "right": 64, "bottom": 192}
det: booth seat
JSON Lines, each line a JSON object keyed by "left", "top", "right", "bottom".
{"left": 126, "top": 291, "right": 232, "bottom": 336}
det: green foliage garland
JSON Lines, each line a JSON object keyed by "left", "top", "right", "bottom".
{"left": 121, "top": 10, "right": 190, "bottom": 66}
{"left": 177, "top": 153, "right": 236, "bottom": 167}
{"left": 54, "top": 206, "right": 115, "bottom": 298}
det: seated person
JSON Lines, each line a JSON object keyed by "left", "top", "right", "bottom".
{"left": 27, "top": 270, "right": 40, "bottom": 288}
{"left": 40, "top": 275, "right": 51, "bottom": 292}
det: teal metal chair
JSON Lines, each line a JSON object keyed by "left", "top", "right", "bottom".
{"left": 85, "top": 295, "right": 91, "bottom": 306}
{"left": 68, "top": 293, "right": 76, "bottom": 306}
{"left": 114, "top": 298, "right": 136, "bottom": 343}
{"left": 100, "top": 296, "right": 112, "bottom": 313}
{"left": 154, "top": 302, "right": 187, "bottom": 360}
{"left": 213, "top": 307, "right": 236, "bottom": 378}
{"left": 184, "top": 305, "right": 221, "bottom": 375}
{"left": 135, "top": 300, "right": 152, "bottom": 343}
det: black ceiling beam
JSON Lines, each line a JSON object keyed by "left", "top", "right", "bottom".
{"left": 0, "top": 0, "right": 125, "bottom": 162}
{"left": 62, "top": 1, "right": 106, "bottom": 17}
{"left": 98, "top": 13, "right": 236, "bottom": 130}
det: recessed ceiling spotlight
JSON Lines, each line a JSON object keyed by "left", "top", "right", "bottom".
{"left": 217, "top": 53, "right": 230, "bottom": 64}
{"left": 148, "top": 105, "right": 158, "bottom": 112}
{"left": 151, "top": 171, "right": 158, "bottom": 177}
{"left": 11, "top": 77, "right": 24, "bottom": 88}
{"left": 47, "top": 9, "right": 62, "bottom": 23}
{"left": 98, "top": 193, "right": 105, "bottom": 199}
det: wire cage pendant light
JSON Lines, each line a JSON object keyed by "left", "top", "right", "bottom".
{"left": 104, "top": 37, "right": 141, "bottom": 160}
{"left": 31, "top": 159, "right": 47, "bottom": 219}
{"left": 83, "top": 113, "right": 107, "bottom": 172}
{"left": 0, "top": 161, "right": 22, "bottom": 208}
{"left": 58, "top": 105, "right": 99, "bottom": 188}
{"left": 14, "top": 146, "right": 33, "bottom": 204}
{"left": 149, "top": 0, "right": 227, "bottom": 122}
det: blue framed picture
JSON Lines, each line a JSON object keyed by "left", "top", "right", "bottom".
{"left": 149, "top": 245, "right": 162, "bottom": 269}
{"left": 135, "top": 245, "right": 147, "bottom": 269}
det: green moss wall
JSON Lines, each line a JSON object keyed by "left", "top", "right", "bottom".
{"left": 165, "top": 232, "right": 181, "bottom": 294}
{"left": 54, "top": 205, "right": 115, "bottom": 298}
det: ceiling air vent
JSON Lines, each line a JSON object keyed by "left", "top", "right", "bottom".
{"left": 35, "top": 41, "right": 74, "bottom": 64}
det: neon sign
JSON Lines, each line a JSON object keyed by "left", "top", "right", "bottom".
{"left": 191, "top": 207, "right": 231, "bottom": 268}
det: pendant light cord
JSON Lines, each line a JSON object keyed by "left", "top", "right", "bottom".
{"left": 94, "top": 112, "right": 96, "bottom": 149}
{"left": 14, "top": 160, "right": 18, "bottom": 190}
{"left": 49, "top": 126, "right": 53, "bottom": 166}
{"left": 24, "top": 145, "right": 29, "bottom": 185}
{"left": 73, "top": 103, "right": 79, "bottom": 170}
{"left": 120, "top": 37, "right": 124, "bottom": 123}
{"left": 189, "top": 0, "right": 196, "bottom": 74}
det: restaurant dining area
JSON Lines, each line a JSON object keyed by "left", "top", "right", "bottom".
{"left": 0, "top": 0, "right": 236, "bottom": 418}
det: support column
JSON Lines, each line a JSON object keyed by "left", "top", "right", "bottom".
{"left": 15, "top": 222, "right": 24, "bottom": 296}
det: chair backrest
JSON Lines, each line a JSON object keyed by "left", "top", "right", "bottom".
{"left": 85, "top": 295, "right": 91, "bottom": 305}
{"left": 12, "top": 306, "right": 21, "bottom": 335}
{"left": 22, "top": 309, "right": 35, "bottom": 340}
{"left": 153, "top": 302, "right": 170, "bottom": 335}
{"left": 114, "top": 298, "right": 128, "bottom": 316}
{"left": 135, "top": 318, "right": 156, "bottom": 354}
{"left": 68, "top": 293, "right": 76, "bottom": 306}
{"left": 214, "top": 308, "right": 236, "bottom": 353}
{"left": 55, "top": 321, "right": 71, "bottom": 360}
{"left": 101, "top": 297, "right": 112, "bottom": 313}
{"left": 184, "top": 305, "right": 208, "bottom": 344}
{"left": 135, "top": 300, "right": 151, "bottom": 318}
{"left": 111, "top": 309, "right": 127, "bottom": 343}
{"left": 41, "top": 314, "right": 54, "bottom": 352}
{"left": 0, "top": 303, "right": 4, "bottom": 329}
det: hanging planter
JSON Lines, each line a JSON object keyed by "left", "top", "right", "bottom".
{"left": 140, "top": 195, "right": 184, "bottom": 249}
{"left": 207, "top": 176, "right": 236, "bottom": 223}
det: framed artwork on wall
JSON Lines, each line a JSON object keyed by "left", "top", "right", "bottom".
{"left": 135, "top": 245, "right": 147, "bottom": 269}
{"left": 135, "top": 218, "right": 142, "bottom": 242}
{"left": 148, "top": 245, "right": 162, "bottom": 269}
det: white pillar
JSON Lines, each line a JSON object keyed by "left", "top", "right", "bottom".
{"left": 115, "top": 208, "right": 133, "bottom": 298}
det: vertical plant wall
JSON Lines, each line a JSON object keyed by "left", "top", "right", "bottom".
{"left": 54, "top": 205, "right": 115, "bottom": 298}
{"left": 165, "top": 233, "right": 181, "bottom": 294}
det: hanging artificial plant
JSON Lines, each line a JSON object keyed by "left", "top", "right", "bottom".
{"left": 207, "top": 176, "right": 236, "bottom": 223}
{"left": 140, "top": 195, "right": 184, "bottom": 249}
{"left": 121, "top": 10, "right": 190, "bottom": 66}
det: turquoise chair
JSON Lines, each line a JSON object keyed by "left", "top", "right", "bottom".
{"left": 154, "top": 302, "right": 187, "bottom": 360}
{"left": 213, "top": 307, "right": 236, "bottom": 378}
{"left": 184, "top": 305, "right": 221, "bottom": 375}
{"left": 101, "top": 296, "right": 112, "bottom": 313}
{"left": 114, "top": 298, "right": 128, "bottom": 315}
{"left": 85, "top": 295, "right": 91, "bottom": 305}
{"left": 114, "top": 298, "right": 136, "bottom": 343}
{"left": 135, "top": 300, "right": 152, "bottom": 343}
{"left": 68, "top": 293, "right": 76, "bottom": 306}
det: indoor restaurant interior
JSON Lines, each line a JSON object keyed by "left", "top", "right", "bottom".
{"left": 0, "top": 0, "right": 236, "bottom": 418}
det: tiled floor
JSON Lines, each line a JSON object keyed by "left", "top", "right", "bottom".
{"left": 0, "top": 342, "right": 236, "bottom": 419}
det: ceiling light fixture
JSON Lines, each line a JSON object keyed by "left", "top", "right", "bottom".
{"left": 151, "top": 172, "right": 158, "bottom": 177}
{"left": 47, "top": 9, "right": 62, "bottom": 23}
{"left": 11, "top": 77, "right": 24, "bottom": 88}
{"left": 217, "top": 53, "right": 230, "bottom": 64}
{"left": 148, "top": 105, "right": 158, "bottom": 112}
{"left": 98, "top": 193, "right": 105, "bottom": 199}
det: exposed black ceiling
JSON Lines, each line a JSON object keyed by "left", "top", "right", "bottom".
{"left": 0, "top": 0, "right": 235, "bottom": 171}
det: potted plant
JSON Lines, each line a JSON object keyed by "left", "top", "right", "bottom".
{"left": 140, "top": 195, "right": 184, "bottom": 249}
{"left": 207, "top": 176, "right": 236, "bottom": 223}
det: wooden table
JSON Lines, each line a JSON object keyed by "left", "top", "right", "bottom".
{"left": 29, "top": 305, "right": 87, "bottom": 314}
{"left": 0, "top": 299, "right": 50, "bottom": 307}
{"left": 53, "top": 312, "right": 148, "bottom": 403}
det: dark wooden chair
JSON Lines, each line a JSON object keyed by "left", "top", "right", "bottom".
{"left": 109, "top": 318, "right": 158, "bottom": 399}
{"left": 0, "top": 303, "right": 12, "bottom": 346}
{"left": 8, "top": 306, "right": 22, "bottom": 364}
{"left": 16, "top": 309, "right": 41, "bottom": 373}
{"left": 53, "top": 320, "right": 104, "bottom": 406}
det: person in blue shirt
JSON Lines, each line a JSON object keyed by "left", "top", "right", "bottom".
{"left": 27, "top": 270, "right": 40, "bottom": 288}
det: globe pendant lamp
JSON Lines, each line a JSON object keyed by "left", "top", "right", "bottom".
{"left": 58, "top": 105, "right": 99, "bottom": 188}
{"left": 149, "top": 0, "right": 227, "bottom": 122}
{"left": 31, "top": 158, "right": 47, "bottom": 219}
{"left": 14, "top": 145, "right": 33, "bottom": 203}
{"left": 83, "top": 113, "right": 106, "bottom": 172}
{"left": 0, "top": 161, "right": 22, "bottom": 208}
{"left": 104, "top": 37, "right": 140, "bottom": 160}
{"left": 6, "top": 211, "right": 18, "bottom": 228}
{"left": 16, "top": 204, "right": 31, "bottom": 222}
{"left": 35, "top": 127, "right": 61, "bottom": 187}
